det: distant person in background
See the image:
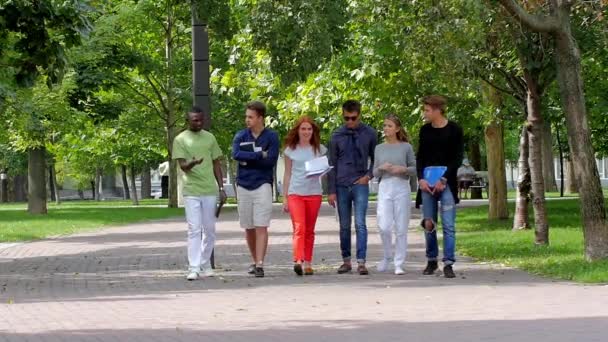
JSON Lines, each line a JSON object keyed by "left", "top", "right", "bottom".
{"left": 416, "top": 95, "right": 463, "bottom": 279}
{"left": 173, "top": 107, "right": 226, "bottom": 281}
{"left": 231, "top": 101, "right": 279, "bottom": 278}
{"left": 282, "top": 116, "right": 327, "bottom": 276}
{"left": 457, "top": 159, "right": 476, "bottom": 199}
{"left": 373, "top": 114, "right": 416, "bottom": 275}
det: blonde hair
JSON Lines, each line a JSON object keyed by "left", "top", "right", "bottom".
{"left": 385, "top": 114, "right": 409, "bottom": 142}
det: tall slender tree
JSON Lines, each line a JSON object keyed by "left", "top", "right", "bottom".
{"left": 497, "top": 0, "right": 608, "bottom": 259}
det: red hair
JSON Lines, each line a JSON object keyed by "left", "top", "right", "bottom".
{"left": 284, "top": 116, "right": 321, "bottom": 155}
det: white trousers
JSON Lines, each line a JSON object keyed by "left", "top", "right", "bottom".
{"left": 184, "top": 196, "right": 217, "bottom": 270}
{"left": 376, "top": 177, "right": 412, "bottom": 268}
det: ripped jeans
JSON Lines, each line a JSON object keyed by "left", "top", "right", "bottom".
{"left": 421, "top": 187, "right": 456, "bottom": 266}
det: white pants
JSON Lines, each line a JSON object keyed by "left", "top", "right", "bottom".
{"left": 185, "top": 196, "right": 217, "bottom": 270}
{"left": 376, "top": 177, "right": 412, "bottom": 268}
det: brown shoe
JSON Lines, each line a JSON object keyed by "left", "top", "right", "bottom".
{"left": 357, "top": 264, "right": 369, "bottom": 275}
{"left": 337, "top": 263, "right": 352, "bottom": 274}
{"left": 304, "top": 267, "right": 314, "bottom": 275}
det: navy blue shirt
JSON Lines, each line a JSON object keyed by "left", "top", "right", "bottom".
{"left": 327, "top": 124, "right": 377, "bottom": 194}
{"left": 231, "top": 128, "right": 280, "bottom": 190}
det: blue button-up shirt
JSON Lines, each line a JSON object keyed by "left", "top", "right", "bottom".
{"left": 327, "top": 124, "right": 377, "bottom": 194}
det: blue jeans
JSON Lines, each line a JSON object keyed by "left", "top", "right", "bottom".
{"left": 336, "top": 184, "right": 369, "bottom": 263}
{"left": 421, "top": 187, "right": 456, "bottom": 265}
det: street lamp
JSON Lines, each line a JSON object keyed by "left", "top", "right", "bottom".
{"left": 191, "top": 4, "right": 211, "bottom": 129}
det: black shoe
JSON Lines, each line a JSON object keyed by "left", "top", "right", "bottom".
{"left": 337, "top": 263, "right": 352, "bottom": 274}
{"left": 254, "top": 267, "right": 265, "bottom": 278}
{"left": 247, "top": 264, "right": 256, "bottom": 274}
{"left": 443, "top": 265, "right": 456, "bottom": 278}
{"left": 293, "top": 264, "right": 303, "bottom": 276}
{"left": 423, "top": 261, "right": 438, "bottom": 275}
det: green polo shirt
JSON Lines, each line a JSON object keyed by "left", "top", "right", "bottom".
{"left": 172, "top": 129, "right": 223, "bottom": 196}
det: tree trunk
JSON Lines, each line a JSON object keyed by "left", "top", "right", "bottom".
{"left": 565, "top": 157, "right": 578, "bottom": 194}
{"left": 130, "top": 166, "right": 139, "bottom": 206}
{"left": 469, "top": 137, "right": 483, "bottom": 199}
{"left": 482, "top": 83, "right": 508, "bottom": 219}
{"left": 228, "top": 158, "right": 238, "bottom": 200}
{"left": 166, "top": 6, "right": 179, "bottom": 208}
{"left": 49, "top": 168, "right": 56, "bottom": 202}
{"left": 141, "top": 167, "right": 152, "bottom": 199}
{"left": 49, "top": 162, "right": 60, "bottom": 205}
{"left": 27, "top": 147, "right": 47, "bottom": 214}
{"left": 513, "top": 126, "right": 531, "bottom": 231}
{"left": 121, "top": 165, "right": 130, "bottom": 200}
{"left": 541, "top": 120, "right": 558, "bottom": 192}
{"left": 554, "top": 16, "right": 608, "bottom": 260}
{"left": 555, "top": 122, "right": 565, "bottom": 197}
{"left": 161, "top": 175, "right": 169, "bottom": 198}
{"left": 0, "top": 172, "right": 7, "bottom": 203}
{"left": 78, "top": 189, "right": 84, "bottom": 200}
{"left": 523, "top": 71, "right": 549, "bottom": 245}
{"left": 510, "top": 161, "right": 516, "bottom": 189}
{"left": 95, "top": 168, "right": 104, "bottom": 201}
{"left": 12, "top": 174, "right": 28, "bottom": 202}
{"left": 90, "top": 180, "right": 96, "bottom": 200}
{"left": 273, "top": 166, "right": 279, "bottom": 202}
{"left": 485, "top": 121, "right": 509, "bottom": 220}
{"left": 168, "top": 154, "right": 178, "bottom": 208}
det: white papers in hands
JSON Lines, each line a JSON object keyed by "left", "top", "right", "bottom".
{"left": 305, "top": 156, "right": 333, "bottom": 178}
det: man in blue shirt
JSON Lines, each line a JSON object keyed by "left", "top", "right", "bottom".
{"left": 231, "top": 101, "right": 279, "bottom": 278}
{"left": 328, "top": 100, "right": 377, "bottom": 275}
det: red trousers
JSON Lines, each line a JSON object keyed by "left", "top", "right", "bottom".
{"left": 288, "top": 195, "right": 322, "bottom": 262}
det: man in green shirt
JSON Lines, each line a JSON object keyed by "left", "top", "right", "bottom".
{"left": 172, "top": 107, "right": 227, "bottom": 281}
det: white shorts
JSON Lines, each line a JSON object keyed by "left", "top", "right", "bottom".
{"left": 237, "top": 183, "right": 273, "bottom": 229}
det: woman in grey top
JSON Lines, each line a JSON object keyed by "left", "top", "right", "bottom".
{"left": 373, "top": 114, "right": 416, "bottom": 275}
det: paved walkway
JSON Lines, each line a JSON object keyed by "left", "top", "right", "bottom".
{"left": 1, "top": 203, "right": 607, "bottom": 341}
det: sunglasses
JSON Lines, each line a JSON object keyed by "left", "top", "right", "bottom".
{"left": 343, "top": 115, "right": 358, "bottom": 121}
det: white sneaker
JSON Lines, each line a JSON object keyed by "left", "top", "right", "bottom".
{"left": 377, "top": 259, "right": 390, "bottom": 272}
{"left": 394, "top": 266, "right": 405, "bottom": 275}
{"left": 200, "top": 267, "right": 215, "bottom": 277}
{"left": 186, "top": 270, "right": 199, "bottom": 281}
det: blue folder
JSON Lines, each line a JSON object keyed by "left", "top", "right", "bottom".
{"left": 423, "top": 166, "right": 447, "bottom": 186}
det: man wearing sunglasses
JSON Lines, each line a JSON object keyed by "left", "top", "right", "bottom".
{"left": 327, "top": 100, "right": 377, "bottom": 275}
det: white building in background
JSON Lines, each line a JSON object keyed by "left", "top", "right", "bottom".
{"left": 505, "top": 157, "right": 608, "bottom": 189}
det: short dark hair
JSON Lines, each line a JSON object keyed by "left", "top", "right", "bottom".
{"left": 190, "top": 106, "right": 204, "bottom": 114}
{"left": 342, "top": 100, "right": 361, "bottom": 115}
{"left": 246, "top": 101, "right": 266, "bottom": 117}
{"left": 186, "top": 106, "right": 205, "bottom": 120}
{"left": 422, "top": 95, "right": 447, "bottom": 114}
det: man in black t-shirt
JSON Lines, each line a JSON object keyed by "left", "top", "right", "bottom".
{"left": 416, "top": 95, "right": 464, "bottom": 279}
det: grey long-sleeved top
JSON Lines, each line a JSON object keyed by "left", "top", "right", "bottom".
{"left": 372, "top": 142, "right": 416, "bottom": 181}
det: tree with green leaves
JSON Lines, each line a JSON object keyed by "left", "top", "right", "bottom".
{"left": 1, "top": 0, "right": 91, "bottom": 213}
{"left": 497, "top": 0, "right": 608, "bottom": 260}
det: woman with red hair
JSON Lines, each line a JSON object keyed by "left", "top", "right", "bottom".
{"left": 282, "top": 116, "right": 327, "bottom": 276}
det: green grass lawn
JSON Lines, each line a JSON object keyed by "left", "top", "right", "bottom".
{"left": 457, "top": 198, "right": 608, "bottom": 283}
{"left": 0, "top": 202, "right": 184, "bottom": 242}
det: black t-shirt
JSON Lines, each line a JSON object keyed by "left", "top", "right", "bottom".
{"left": 416, "top": 120, "right": 464, "bottom": 204}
